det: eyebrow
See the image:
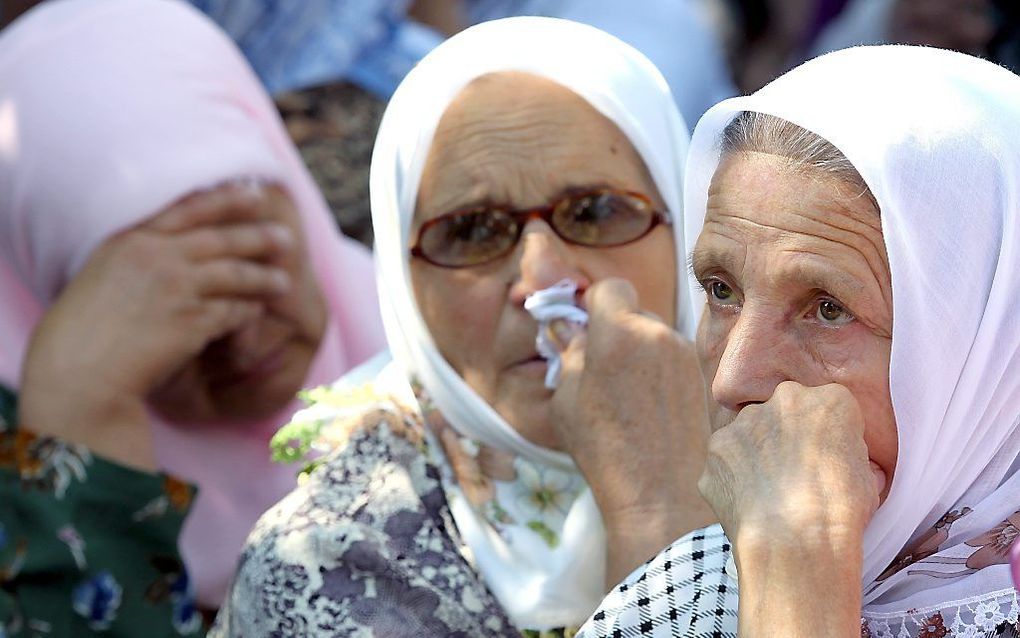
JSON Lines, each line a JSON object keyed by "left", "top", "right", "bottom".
{"left": 779, "top": 253, "right": 869, "bottom": 300}
{"left": 688, "top": 246, "right": 741, "bottom": 281}
{"left": 427, "top": 180, "right": 631, "bottom": 220}
{"left": 689, "top": 246, "right": 870, "bottom": 303}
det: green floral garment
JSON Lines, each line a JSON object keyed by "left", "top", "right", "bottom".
{"left": 0, "top": 385, "right": 203, "bottom": 637}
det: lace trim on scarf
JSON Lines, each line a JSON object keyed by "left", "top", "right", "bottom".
{"left": 861, "top": 589, "right": 1019, "bottom": 638}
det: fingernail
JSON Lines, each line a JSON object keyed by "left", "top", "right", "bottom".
{"left": 548, "top": 319, "right": 582, "bottom": 351}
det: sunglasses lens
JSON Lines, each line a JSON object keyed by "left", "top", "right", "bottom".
{"left": 419, "top": 209, "right": 518, "bottom": 267}
{"left": 552, "top": 191, "right": 656, "bottom": 246}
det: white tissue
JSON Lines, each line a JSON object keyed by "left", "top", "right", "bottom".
{"left": 523, "top": 279, "right": 589, "bottom": 389}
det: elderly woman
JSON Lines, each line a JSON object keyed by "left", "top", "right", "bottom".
{"left": 213, "top": 17, "right": 713, "bottom": 637}
{"left": 577, "top": 45, "right": 1020, "bottom": 637}
{"left": 0, "top": 0, "right": 383, "bottom": 632}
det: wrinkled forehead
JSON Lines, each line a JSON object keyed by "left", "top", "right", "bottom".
{"left": 694, "top": 151, "right": 892, "bottom": 320}
{"left": 415, "top": 71, "right": 661, "bottom": 224}
{"left": 433, "top": 71, "right": 605, "bottom": 135}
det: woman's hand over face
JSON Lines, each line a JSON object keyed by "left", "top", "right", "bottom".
{"left": 19, "top": 185, "right": 296, "bottom": 470}
{"left": 550, "top": 278, "right": 715, "bottom": 586}
{"left": 699, "top": 381, "right": 881, "bottom": 552}
{"left": 698, "top": 381, "right": 882, "bottom": 638}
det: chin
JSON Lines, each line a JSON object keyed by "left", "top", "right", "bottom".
{"left": 494, "top": 393, "right": 560, "bottom": 450}
{"left": 154, "top": 350, "right": 312, "bottom": 424}
{"left": 211, "top": 369, "right": 308, "bottom": 421}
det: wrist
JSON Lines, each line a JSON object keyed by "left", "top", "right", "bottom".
{"left": 601, "top": 499, "right": 716, "bottom": 588}
{"left": 732, "top": 523, "right": 864, "bottom": 638}
{"left": 19, "top": 382, "right": 155, "bottom": 471}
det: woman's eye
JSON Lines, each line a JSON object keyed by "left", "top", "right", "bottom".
{"left": 816, "top": 299, "right": 854, "bottom": 325}
{"left": 447, "top": 215, "right": 495, "bottom": 243}
{"left": 707, "top": 280, "right": 736, "bottom": 304}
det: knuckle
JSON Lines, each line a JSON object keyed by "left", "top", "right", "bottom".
{"left": 110, "top": 232, "right": 153, "bottom": 263}
{"left": 591, "top": 325, "right": 633, "bottom": 362}
{"left": 646, "top": 321, "right": 678, "bottom": 350}
{"left": 230, "top": 261, "right": 255, "bottom": 287}
{"left": 823, "top": 382, "right": 854, "bottom": 403}
{"left": 705, "top": 427, "right": 734, "bottom": 457}
{"left": 697, "top": 472, "right": 713, "bottom": 500}
{"left": 773, "top": 380, "right": 798, "bottom": 399}
{"left": 194, "top": 229, "right": 225, "bottom": 256}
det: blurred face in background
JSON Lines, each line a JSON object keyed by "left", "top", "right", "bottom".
{"left": 148, "top": 184, "right": 326, "bottom": 422}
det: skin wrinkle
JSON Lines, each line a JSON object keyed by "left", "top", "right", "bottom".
{"left": 694, "top": 151, "right": 898, "bottom": 497}
{"left": 416, "top": 108, "right": 625, "bottom": 227}
{"left": 698, "top": 155, "right": 892, "bottom": 332}
{"left": 693, "top": 224, "right": 888, "bottom": 333}
{"left": 410, "top": 70, "right": 676, "bottom": 449}
{"left": 735, "top": 151, "right": 890, "bottom": 312}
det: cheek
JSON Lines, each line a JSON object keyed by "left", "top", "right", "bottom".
{"left": 696, "top": 308, "right": 730, "bottom": 428}
{"left": 821, "top": 333, "right": 897, "bottom": 473}
{"left": 696, "top": 307, "right": 729, "bottom": 374}
{"left": 411, "top": 265, "right": 505, "bottom": 374}
{"left": 598, "top": 229, "right": 677, "bottom": 322}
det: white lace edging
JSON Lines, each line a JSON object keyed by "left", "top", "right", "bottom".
{"left": 861, "top": 589, "right": 1018, "bottom": 637}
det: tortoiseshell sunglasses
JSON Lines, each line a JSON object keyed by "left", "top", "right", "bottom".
{"left": 410, "top": 188, "right": 671, "bottom": 268}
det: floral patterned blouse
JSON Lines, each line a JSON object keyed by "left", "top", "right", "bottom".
{"left": 0, "top": 385, "right": 203, "bottom": 637}
{"left": 211, "top": 374, "right": 577, "bottom": 637}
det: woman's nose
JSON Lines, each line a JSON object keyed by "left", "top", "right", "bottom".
{"left": 508, "top": 220, "right": 590, "bottom": 306}
{"left": 710, "top": 310, "right": 791, "bottom": 413}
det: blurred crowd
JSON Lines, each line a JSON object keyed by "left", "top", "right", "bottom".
{"left": 6, "top": 0, "right": 1012, "bottom": 245}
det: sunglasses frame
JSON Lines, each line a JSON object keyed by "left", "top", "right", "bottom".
{"left": 410, "top": 188, "right": 672, "bottom": 268}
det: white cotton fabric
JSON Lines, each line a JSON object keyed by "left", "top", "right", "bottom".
{"left": 524, "top": 279, "right": 589, "bottom": 389}
{"left": 684, "top": 45, "right": 1020, "bottom": 619}
{"left": 369, "top": 17, "right": 693, "bottom": 629}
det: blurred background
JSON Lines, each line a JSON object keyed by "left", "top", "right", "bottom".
{"left": 3, "top": 0, "right": 1017, "bottom": 246}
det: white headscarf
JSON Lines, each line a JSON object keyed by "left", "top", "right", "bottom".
{"left": 685, "top": 45, "right": 1020, "bottom": 625}
{"left": 370, "top": 17, "right": 693, "bottom": 629}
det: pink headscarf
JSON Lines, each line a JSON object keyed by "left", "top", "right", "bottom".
{"left": 0, "top": 0, "right": 383, "bottom": 606}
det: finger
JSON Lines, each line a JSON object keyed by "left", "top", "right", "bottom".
{"left": 144, "top": 182, "right": 268, "bottom": 233}
{"left": 180, "top": 222, "right": 295, "bottom": 261}
{"left": 635, "top": 309, "right": 665, "bottom": 324}
{"left": 197, "top": 299, "right": 264, "bottom": 341}
{"left": 870, "top": 461, "right": 888, "bottom": 505}
{"left": 550, "top": 332, "right": 586, "bottom": 412}
{"left": 546, "top": 318, "right": 585, "bottom": 352}
{"left": 195, "top": 260, "right": 291, "bottom": 297}
{"left": 584, "top": 278, "right": 640, "bottom": 326}
{"left": 557, "top": 331, "right": 588, "bottom": 381}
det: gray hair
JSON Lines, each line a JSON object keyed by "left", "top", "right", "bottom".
{"left": 719, "top": 111, "right": 878, "bottom": 211}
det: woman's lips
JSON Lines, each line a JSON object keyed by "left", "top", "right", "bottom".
{"left": 509, "top": 354, "right": 547, "bottom": 373}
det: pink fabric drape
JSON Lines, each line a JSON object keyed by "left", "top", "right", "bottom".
{"left": 0, "top": 0, "right": 384, "bottom": 605}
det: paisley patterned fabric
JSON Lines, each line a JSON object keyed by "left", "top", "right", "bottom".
{"left": 212, "top": 363, "right": 578, "bottom": 637}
